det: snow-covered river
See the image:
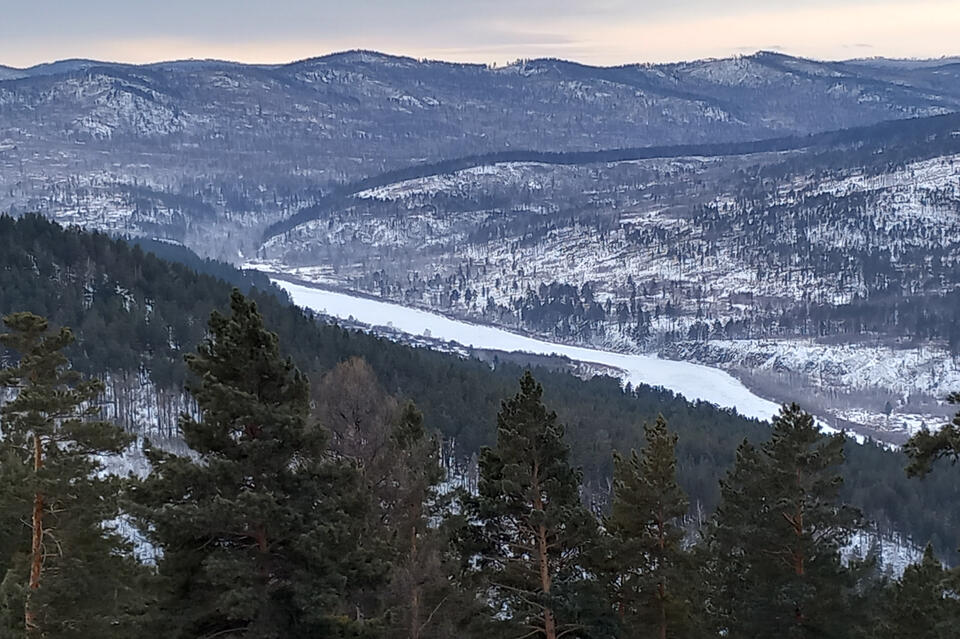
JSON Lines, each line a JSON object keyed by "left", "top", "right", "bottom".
{"left": 275, "top": 279, "right": 782, "bottom": 422}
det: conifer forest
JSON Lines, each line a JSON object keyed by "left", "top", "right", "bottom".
{"left": 0, "top": 216, "right": 958, "bottom": 637}
{"left": 4, "top": 8, "right": 960, "bottom": 636}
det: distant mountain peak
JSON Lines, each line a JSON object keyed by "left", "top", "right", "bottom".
{"left": 287, "top": 49, "right": 419, "bottom": 68}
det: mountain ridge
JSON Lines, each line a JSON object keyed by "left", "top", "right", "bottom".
{"left": 260, "top": 110, "right": 960, "bottom": 241}
{"left": 4, "top": 46, "right": 959, "bottom": 260}
{"left": 5, "top": 49, "right": 960, "bottom": 76}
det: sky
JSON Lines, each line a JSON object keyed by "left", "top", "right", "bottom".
{"left": 2, "top": 0, "right": 959, "bottom": 68}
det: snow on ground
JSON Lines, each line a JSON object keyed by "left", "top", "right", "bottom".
{"left": 275, "top": 278, "right": 782, "bottom": 422}
{"left": 355, "top": 162, "right": 548, "bottom": 201}
{"left": 678, "top": 337, "right": 959, "bottom": 420}
{"left": 846, "top": 530, "right": 924, "bottom": 577}
{"left": 671, "top": 337, "right": 960, "bottom": 443}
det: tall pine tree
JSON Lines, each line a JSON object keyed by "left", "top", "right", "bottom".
{"left": 471, "top": 372, "right": 607, "bottom": 639}
{"left": 705, "top": 404, "right": 862, "bottom": 638}
{"left": 0, "top": 312, "right": 146, "bottom": 638}
{"left": 701, "top": 439, "right": 767, "bottom": 636}
{"left": 130, "top": 291, "right": 370, "bottom": 638}
{"left": 606, "top": 415, "right": 694, "bottom": 639}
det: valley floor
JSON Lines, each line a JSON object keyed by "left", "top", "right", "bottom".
{"left": 254, "top": 267, "right": 954, "bottom": 446}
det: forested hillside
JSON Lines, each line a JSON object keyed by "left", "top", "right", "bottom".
{"left": 5, "top": 26, "right": 960, "bottom": 636}
{"left": 256, "top": 109, "right": 960, "bottom": 442}
{"left": 5, "top": 51, "right": 960, "bottom": 448}
{"left": 1, "top": 214, "right": 958, "bottom": 559}
{"left": 3, "top": 51, "right": 960, "bottom": 259}
{"left": 1, "top": 254, "right": 960, "bottom": 636}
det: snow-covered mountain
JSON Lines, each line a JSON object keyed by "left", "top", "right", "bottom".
{"left": 2, "top": 50, "right": 960, "bottom": 258}
{"left": 4, "top": 50, "right": 960, "bottom": 442}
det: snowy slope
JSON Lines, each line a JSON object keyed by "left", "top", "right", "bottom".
{"left": 258, "top": 121, "right": 960, "bottom": 444}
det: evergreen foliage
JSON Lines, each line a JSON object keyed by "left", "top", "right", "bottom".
{"left": 1, "top": 214, "right": 959, "bottom": 558}
{"left": 875, "top": 544, "right": 960, "bottom": 638}
{"left": 129, "top": 291, "right": 371, "bottom": 638}
{"left": 905, "top": 392, "right": 960, "bottom": 478}
{"left": 606, "top": 416, "right": 695, "bottom": 639}
{"left": 2, "top": 218, "right": 960, "bottom": 638}
{"left": 471, "top": 372, "right": 611, "bottom": 639}
{"left": 0, "top": 312, "right": 146, "bottom": 638}
{"left": 705, "top": 404, "right": 863, "bottom": 638}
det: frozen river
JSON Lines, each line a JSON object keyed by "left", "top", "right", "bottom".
{"left": 274, "top": 279, "right": 783, "bottom": 422}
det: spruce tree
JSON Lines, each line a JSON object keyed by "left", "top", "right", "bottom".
{"left": 471, "top": 372, "right": 607, "bottom": 639}
{"left": 606, "top": 415, "right": 693, "bottom": 639}
{"left": 705, "top": 404, "right": 861, "bottom": 638}
{"left": 0, "top": 312, "right": 145, "bottom": 638}
{"left": 130, "top": 291, "right": 370, "bottom": 638}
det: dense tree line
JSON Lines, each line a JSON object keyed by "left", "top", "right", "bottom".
{"left": 2, "top": 298, "right": 959, "bottom": 637}
{"left": 1, "top": 215, "right": 959, "bottom": 557}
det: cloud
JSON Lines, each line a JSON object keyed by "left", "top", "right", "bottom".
{"left": 0, "top": 0, "right": 958, "bottom": 67}
{"left": 493, "top": 0, "right": 960, "bottom": 64}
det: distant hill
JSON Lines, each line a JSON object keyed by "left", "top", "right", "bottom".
{"left": 2, "top": 50, "right": 960, "bottom": 259}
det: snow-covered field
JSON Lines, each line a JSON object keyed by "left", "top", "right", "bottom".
{"left": 275, "top": 279, "right": 782, "bottom": 421}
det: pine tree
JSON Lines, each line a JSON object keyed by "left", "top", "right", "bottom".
{"left": 700, "top": 439, "right": 769, "bottom": 637}
{"left": 876, "top": 544, "right": 960, "bottom": 638}
{"left": 761, "top": 403, "right": 861, "bottom": 634}
{"left": 606, "top": 415, "right": 693, "bottom": 639}
{"left": 471, "top": 371, "right": 607, "bottom": 639}
{"left": 0, "top": 312, "right": 146, "bottom": 638}
{"left": 705, "top": 404, "right": 862, "bottom": 638}
{"left": 130, "top": 291, "right": 370, "bottom": 638}
{"left": 905, "top": 391, "right": 960, "bottom": 477}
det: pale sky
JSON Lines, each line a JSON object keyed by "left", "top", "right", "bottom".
{"left": 2, "top": 0, "right": 959, "bottom": 68}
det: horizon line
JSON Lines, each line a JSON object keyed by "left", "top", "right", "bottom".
{"left": 5, "top": 47, "right": 960, "bottom": 73}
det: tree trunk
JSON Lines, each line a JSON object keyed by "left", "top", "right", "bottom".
{"left": 532, "top": 462, "right": 557, "bottom": 639}
{"left": 793, "top": 469, "right": 805, "bottom": 577}
{"left": 538, "top": 520, "right": 557, "bottom": 639}
{"left": 410, "top": 523, "right": 421, "bottom": 639}
{"left": 658, "top": 581, "right": 667, "bottom": 639}
{"left": 411, "top": 586, "right": 421, "bottom": 639}
{"left": 658, "top": 504, "right": 667, "bottom": 639}
{"left": 254, "top": 521, "right": 271, "bottom": 598}
{"left": 26, "top": 434, "right": 43, "bottom": 636}
{"left": 792, "top": 468, "right": 805, "bottom": 626}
